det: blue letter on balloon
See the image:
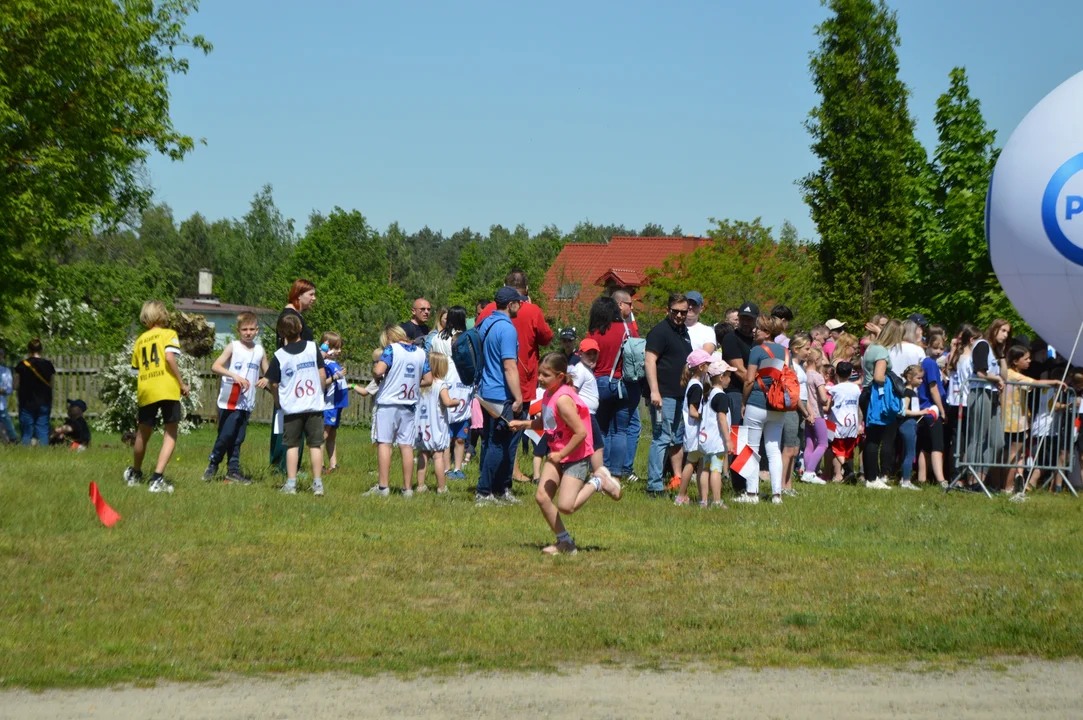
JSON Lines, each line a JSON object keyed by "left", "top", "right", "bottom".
{"left": 1067, "top": 196, "right": 1083, "bottom": 221}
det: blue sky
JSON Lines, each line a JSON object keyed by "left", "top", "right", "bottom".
{"left": 146, "top": 0, "right": 1083, "bottom": 241}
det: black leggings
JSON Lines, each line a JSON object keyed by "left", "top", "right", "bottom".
{"left": 864, "top": 420, "right": 899, "bottom": 480}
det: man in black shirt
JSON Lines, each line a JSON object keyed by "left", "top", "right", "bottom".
{"left": 400, "top": 298, "right": 432, "bottom": 345}
{"left": 644, "top": 293, "right": 693, "bottom": 495}
{"left": 721, "top": 301, "right": 758, "bottom": 426}
{"left": 13, "top": 338, "right": 55, "bottom": 446}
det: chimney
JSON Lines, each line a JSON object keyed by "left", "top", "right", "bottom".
{"left": 198, "top": 269, "right": 214, "bottom": 298}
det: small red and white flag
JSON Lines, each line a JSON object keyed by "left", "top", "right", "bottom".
{"left": 728, "top": 425, "right": 758, "bottom": 482}
{"left": 825, "top": 418, "right": 838, "bottom": 440}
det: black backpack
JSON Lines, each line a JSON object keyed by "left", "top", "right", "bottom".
{"left": 452, "top": 316, "right": 507, "bottom": 386}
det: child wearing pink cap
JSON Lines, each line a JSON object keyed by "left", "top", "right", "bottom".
{"left": 675, "top": 349, "right": 713, "bottom": 506}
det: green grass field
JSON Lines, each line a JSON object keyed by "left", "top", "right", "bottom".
{"left": 3, "top": 423, "right": 1083, "bottom": 689}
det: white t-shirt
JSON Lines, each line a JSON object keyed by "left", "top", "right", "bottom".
{"left": 415, "top": 378, "right": 450, "bottom": 451}
{"left": 374, "top": 343, "right": 425, "bottom": 407}
{"left": 568, "top": 363, "right": 599, "bottom": 413}
{"left": 827, "top": 382, "right": 861, "bottom": 439}
{"left": 686, "top": 322, "right": 716, "bottom": 351}
{"left": 888, "top": 342, "right": 925, "bottom": 378}
{"left": 794, "top": 362, "right": 808, "bottom": 402}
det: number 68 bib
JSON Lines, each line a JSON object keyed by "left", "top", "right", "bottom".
{"left": 276, "top": 341, "right": 325, "bottom": 414}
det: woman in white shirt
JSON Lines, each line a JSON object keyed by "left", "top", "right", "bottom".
{"left": 888, "top": 320, "right": 926, "bottom": 373}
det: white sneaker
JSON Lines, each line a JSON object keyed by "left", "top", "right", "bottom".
{"left": 734, "top": 493, "right": 760, "bottom": 505}
{"left": 312, "top": 479, "right": 325, "bottom": 497}
{"left": 279, "top": 480, "right": 297, "bottom": 495}
{"left": 474, "top": 493, "right": 500, "bottom": 506}
{"left": 596, "top": 466, "right": 623, "bottom": 501}
{"left": 501, "top": 490, "right": 522, "bottom": 504}
{"left": 415, "top": 485, "right": 429, "bottom": 494}
{"left": 771, "top": 495, "right": 783, "bottom": 505}
{"left": 898, "top": 480, "right": 921, "bottom": 491}
{"left": 148, "top": 477, "right": 174, "bottom": 494}
{"left": 802, "top": 472, "right": 827, "bottom": 485}
{"left": 124, "top": 466, "right": 143, "bottom": 487}
{"left": 401, "top": 488, "right": 414, "bottom": 498}
{"left": 865, "top": 478, "right": 892, "bottom": 490}
{"left": 363, "top": 484, "right": 389, "bottom": 497}
{"left": 782, "top": 488, "right": 798, "bottom": 497}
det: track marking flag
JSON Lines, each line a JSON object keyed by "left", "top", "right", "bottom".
{"left": 728, "top": 425, "right": 758, "bottom": 482}
{"left": 89, "top": 482, "right": 120, "bottom": 527}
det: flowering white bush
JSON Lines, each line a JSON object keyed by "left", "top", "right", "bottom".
{"left": 96, "top": 338, "right": 204, "bottom": 435}
{"left": 32, "top": 292, "right": 98, "bottom": 352}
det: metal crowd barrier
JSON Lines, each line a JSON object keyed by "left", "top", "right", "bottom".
{"left": 950, "top": 377, "right": 1078, "bottom": 498}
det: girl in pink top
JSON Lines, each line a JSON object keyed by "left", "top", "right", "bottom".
{"left": 512, "top": 352, "right": 621, "bottom": 555}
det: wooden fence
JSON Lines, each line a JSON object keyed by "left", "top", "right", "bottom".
{"left": 7, "top": 355, "right": 375, "bottom": 427}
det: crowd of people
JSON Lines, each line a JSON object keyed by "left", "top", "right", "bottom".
{"left": 6, "top": 271, "right": 1083, "bottom": 552}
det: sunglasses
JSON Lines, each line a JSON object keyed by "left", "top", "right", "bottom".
{"left": 669, "top": 308, "right": 688, "bottom": 316}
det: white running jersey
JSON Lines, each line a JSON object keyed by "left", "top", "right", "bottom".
{"left": 445, "top": 361, "right": 473, "bottom": 424}
{"left": 827, "top": 383, "right": 861, "bottom": 439}
{"left": 217, "top": 341, "right": 265, "bottom": 412}
{"left": 415, "top": 378, "right": 451, "bottom": 451}
{"left": 682, "top": 377, "right": 703, "bottom": 453}
{"left": 374, "top": 343, "right": 425, "bottom": 407}
{"left": 698, "top": 387, "right": 730, "bottom": 455}
{"left": 276, "top": 341, "right": 324, "bottom": 415}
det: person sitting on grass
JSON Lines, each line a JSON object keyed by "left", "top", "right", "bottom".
{"left": 49, "top": 398, "right": 91, "bottom": 450}
{"left": 265, "top": 313, "right": 331, "bottom": 497}
{"left": 510, "top": 352, "right": 622, "bottom": 556}
{"left": 124, "top": 300, "right": 190, "bottom": 494}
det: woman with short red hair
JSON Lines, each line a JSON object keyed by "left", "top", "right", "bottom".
{"left": 270, "top": 280, "right": 317, "bottom": 476}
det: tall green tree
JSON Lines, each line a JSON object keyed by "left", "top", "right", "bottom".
{"left": 215, "top": 185, "right": 294, "bottom": 306}
{"left": 926, "top": 67, "right": 1013, "bottom": 330}
{"left": 0, "top": 0, "right": 211, "bottom": 318}
{"left": 801, "top": 0, "right": 924, "bottom": 324}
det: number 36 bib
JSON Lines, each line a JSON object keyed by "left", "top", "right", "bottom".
{"left": 276, "top": 341, "right": 325, "bottom": 415}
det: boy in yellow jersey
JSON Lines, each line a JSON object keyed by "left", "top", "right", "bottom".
{"left": 123, "top": 301, "right": 190, "bottom": 493}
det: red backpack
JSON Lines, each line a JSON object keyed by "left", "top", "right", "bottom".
{"left": 756, "top": 345, "right": 801, "bottom": 412}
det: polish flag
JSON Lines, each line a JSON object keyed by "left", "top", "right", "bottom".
{"left": 728, "top": 425, "right": 758, "bottom": 482}
{"left": 529, "top": 387, "right": 545, "bottom": 417}
{"left": 825, "top": 419, "right": 838, "bottom": 441}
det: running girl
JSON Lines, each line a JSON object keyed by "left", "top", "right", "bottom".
{"left": 511, "top": 352, "right": 622, "bottom": 556}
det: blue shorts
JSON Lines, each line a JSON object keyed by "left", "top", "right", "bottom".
{"left": 450, "top": 420, "right": 470, "bottom": 440}
{"left": 323, "top": 408, "right": 343, "bottom": 428}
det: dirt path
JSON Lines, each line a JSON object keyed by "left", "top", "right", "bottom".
{"left": 5, "top": 661, "right": 1082, "bottom": 719}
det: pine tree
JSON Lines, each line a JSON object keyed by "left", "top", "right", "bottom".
{"left": 801, "top": 0, "right": 925, "bottom": 324}
{"left": 927, "top": 67, "right": 1007, "bottom": 331}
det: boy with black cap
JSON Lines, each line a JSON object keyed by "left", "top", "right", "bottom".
{"left": 50, "top": 399, "right": 91, "bottom": 449}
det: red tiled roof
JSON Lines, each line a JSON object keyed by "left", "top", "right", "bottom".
{"left": 540, "top": 236, "right": 711, "bottom": 307}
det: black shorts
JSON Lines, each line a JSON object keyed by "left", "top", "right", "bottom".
{"left": 1004, "top": 431, "right": 1028, "bottom": 445}
{"left": 916, "top": 415, "right": 944, "bottom": 454}
{"left": 138, "top": 400, "right": 182, "bottom": 427}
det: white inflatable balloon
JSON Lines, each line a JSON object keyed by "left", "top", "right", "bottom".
{"left": 987, "top": 70, "right": 1083, "bottom": 364}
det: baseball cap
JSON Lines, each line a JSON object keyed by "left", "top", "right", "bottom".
{"left": 707, "top": 358, "right": 735, "bottom": 376}
{"left": 494, "top": 286, "right": 527, "bottom": 306}
{"left": 67, "top": 398, "right": 87, "bottom": 411}
{"left": 685, "top": 290, "right": 704, "bottom": 307}
{"left": 907, "top": 313, "right": 928, "bottom": 327}
{"left": 579, "top": 338, "right": 600, "bottom": 354}
{"left": 738, "top": 302, "right": 759, "bottom": 318}
{"left": 559, "top": 327, "right": 577, "bottom": 341}
{"left": 825, "top": 318, "right": 846, "bottom": 331}
{"left": 686, "top": 348, "right": 713, "bottom": 368}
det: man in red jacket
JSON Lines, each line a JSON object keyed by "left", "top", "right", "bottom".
{"left": 476, "top": 269, "right": 554, "bottom": 403}
{"left": 477, "top": 270, "right": 554, "bottom": 486}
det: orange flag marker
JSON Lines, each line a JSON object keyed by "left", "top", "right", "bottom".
{"left": 89, "top": 482, "right": 121, "bottom": 527}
